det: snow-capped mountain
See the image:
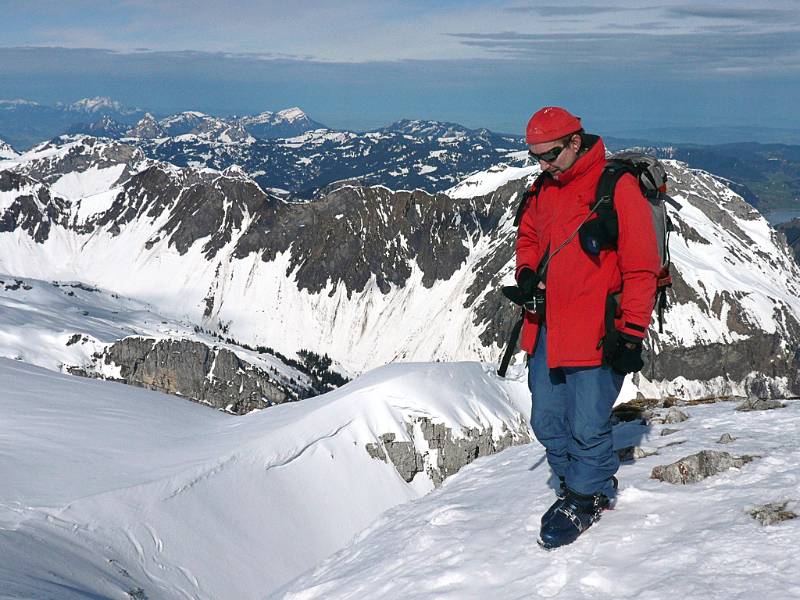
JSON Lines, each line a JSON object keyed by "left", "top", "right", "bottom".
{"left": 126, "top": 112, "right": 165, "bottom": 139}
{"left": 139, "top": 123, "right": 523, "bottom": 196}
{"left": 1, "top": 135, "right": 798, "bottom": 400}
{"left": 66, "top": 95, "right": 140, "bottom": 115}
{"left": 157, "top": 111, "right": 228, "bottom": 137}
{"left": 382, "top": 118, "right": 495, "bottom": 140}
{"left": 0, "top": 357, "right": 531, "bottom": 598}
{"left": 0, "top": 137, "right": 17, "bottom": 159}
{"left": 0, "top": 97, "right": 145, "bottom": 149}
{"left": 66, "top": 114, "right": 128, "bottom": 138}
{"left": 240, "top": 106, "right": 326, "bottom": 139}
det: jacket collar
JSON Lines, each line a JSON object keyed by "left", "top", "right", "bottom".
{"left": 555, "top": 134, "right": 605, "bottom": 187}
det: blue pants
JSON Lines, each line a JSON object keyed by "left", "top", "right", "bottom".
{"left": 528, "top": 326, "right": 624, "bottom": 497}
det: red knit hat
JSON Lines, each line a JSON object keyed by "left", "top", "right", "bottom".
{"left": 525, "top": 106, "right": 582, "bottom": 144}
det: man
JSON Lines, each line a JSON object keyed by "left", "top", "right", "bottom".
{"left": 515, "top": 106, "right": 659, "bottom": 549}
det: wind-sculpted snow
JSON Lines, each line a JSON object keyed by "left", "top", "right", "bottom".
{"left": 0, "top": 358, "right": 531, "bottom": 598}
{"left": 274, "top": 398, "right": 800, "bottom": 600}
{"left": 0, "top": 137, "right": 798, "bottom": 399}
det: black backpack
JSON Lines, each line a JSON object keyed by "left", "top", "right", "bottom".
{"left": 497, "top": 152, "right": 682, "bottom": 377}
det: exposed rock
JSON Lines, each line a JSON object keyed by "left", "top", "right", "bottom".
{"left": 651, "top": 450, "right": 755, "bottom": 484}
{"left": 661, "top": 428, "right": 680, "bottom": 436}
{"left": 68, "top": 337, "right": 313, "bottom": 414}
{"left": 366, "top": 432, "right": 424, "bottom": 483}
{"left": 663, "top": 439, "right": 687, "bottom": 447}
{"left": 717, "top": 433, "right": 737, "bottom": 444}
{"left": 617, "top": 446, "right": 658, "bottom": 462}
{"left": 736, "top": 397, "right": 786, "bottom": 412}
{"left": 747, "top": 501, "right": 797, "bottom": 526}
{"left": 366, "top": 416, "right": 531, "bottom": 487}
{"left": 649, "top": 407, "right": 690, "bottom": 425}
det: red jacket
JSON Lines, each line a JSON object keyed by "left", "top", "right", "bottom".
{"left": 515, "top": 136, "right": 659, "bottom": 367}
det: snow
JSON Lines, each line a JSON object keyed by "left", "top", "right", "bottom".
{"left": 3, "top": 348, "right": 797, "bottom": 599}
{"left": 50, "top": 163, "right": 126, "bottom": 207}
{"left": 447, "top": 162, "right": 538, "bottom": 199}
{"left": 0, "top": 274, "right": 310, "bottom": 386}
{"left": 0, "top": 357, "right": 529, "bottom": 599}
{"left": 0, "top": 138, "right": 17, "bottom": 159}
{"left": 276, "top": 398, "right": 800, "bottom": 599}
{"left": 0, "top": 98, "right": 40, "bottom": 107}
{"left": 68, "top": 96, "right": 128, "bottom": 113}
{"left": 277, "top": 107, "right": 308, "bottom": 123}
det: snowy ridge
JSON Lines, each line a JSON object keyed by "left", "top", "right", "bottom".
{"left": 276, "top": 397, "right": 800, "bottom": 599}
{"left": 241, "top": 107, "right": 311, "bottom": 126}
{"left": 0, "top": 357, "right": 531, "bottom": 598}
{"left": 0, "top": 137, "right": 17, "bottom": 159}
{"left": 0, "top": 274, "right": 312, "bottom": 392}
{"left": 67, "top": 96, "right": 137, "bottom": 114}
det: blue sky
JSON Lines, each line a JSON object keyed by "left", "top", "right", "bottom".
{"left": 1, "top": 0, "right": 798, "bottom": 138}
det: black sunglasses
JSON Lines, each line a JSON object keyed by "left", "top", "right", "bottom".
{"left": 528, "top": 144, "right": 567, "bottom": 163}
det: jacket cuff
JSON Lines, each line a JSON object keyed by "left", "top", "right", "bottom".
{"left": 617, "top": 320, "right": 648, "bottom": 339}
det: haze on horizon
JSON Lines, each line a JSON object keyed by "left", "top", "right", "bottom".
{"left": 1, "top": 0, "right": 798, "bottom": 140}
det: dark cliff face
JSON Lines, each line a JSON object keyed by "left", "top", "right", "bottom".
{"left": 233, "top": 185, "right": 508, "bottom": 296}
{"left": 68, "top": 337, "right": 313, "bottom": 414}
{"left": 0, "top": 171, "right": 70, "bottom": 242}
{"left": 16, "top": 137, "right": 144, "bottom": 187}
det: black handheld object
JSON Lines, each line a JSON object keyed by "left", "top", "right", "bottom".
{"left": 501, "top": 284, "right": 546, "bottom": 316}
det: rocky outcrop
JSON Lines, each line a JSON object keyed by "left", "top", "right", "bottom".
{"left": 651, "top": 450, "right": 756, "bottom": 484}
{"left": 736, "top": 397, "right": 786, "bottom": 411}
{"left": 747, "top": 501, "right": 797, "bottom": 526}
{"left": 649, "top": 407, "right": 690, "bottom": 425}
{"left": 366, "top": 416, "right": 532, "bottom": 487}
{"left": 68, "top": 337, "right": 312, "bottom": 414}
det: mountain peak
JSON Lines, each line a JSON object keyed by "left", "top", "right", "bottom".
{"left": 67, "top": 96, "right": 134, "bottom": 114}
{"left": 275, "top": 107, "right": 308, "bottom": 123}
{"left": 127, "top": 113, "right": 165, "bottom": 139}
{"left": 0, "top": 98, "right": 41, "bottom": 108}
{"left": 0, "top": 137, "right": 18, "bottom": 159}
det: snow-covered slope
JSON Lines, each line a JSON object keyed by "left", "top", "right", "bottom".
{"left": 275, "top": 397, "right": 800, "bottom": 599}
{"left": 0, "top": 274, "right": 318, "bottom": 410}
{"left": 0, "top": 357, "right": 530, "bottom": 599}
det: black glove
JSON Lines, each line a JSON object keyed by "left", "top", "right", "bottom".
{"left": 517, "top": 268, "right": 546, "bottom": 315}
{"left": 516, "top": 267, "right": 539, "bottom": 296}
{"left": 604, "top": 331, "right": 644, "bottom": 375}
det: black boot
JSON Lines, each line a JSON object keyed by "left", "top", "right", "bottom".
{"left": 540, "top": 476, "right": 616, "bottom": 527}
{"left": 538, "top": 481, "right": 616, "bottom": 550}
{"left": 540, "top": 476, "right": 567, "bottom": 526}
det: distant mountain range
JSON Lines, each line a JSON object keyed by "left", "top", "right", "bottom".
{"left": 1, "top": 97, "right": 799, "bottom": 212}
{"left": 0, "top": 97, "right": 325, "bottom": 149}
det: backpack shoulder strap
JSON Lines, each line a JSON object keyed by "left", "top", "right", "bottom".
{"left": 595, "top": 159, "right": 638, "bottom": 212}
{"left": 514, "top": 173, "right": 547, "bottom": 227}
